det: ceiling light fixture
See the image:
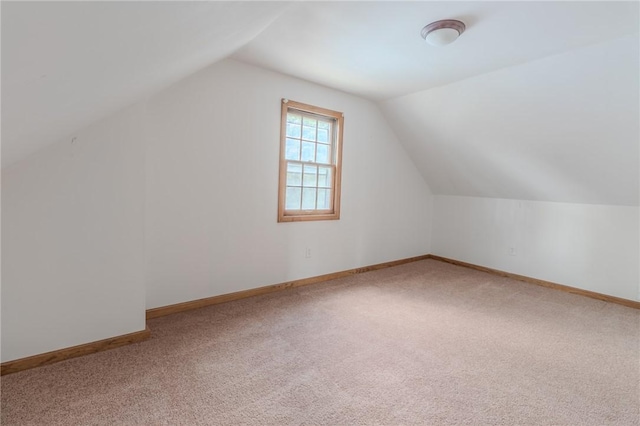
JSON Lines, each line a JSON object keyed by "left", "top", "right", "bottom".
{"left": 421, "top": 19, "right": 466, "bottom": 47}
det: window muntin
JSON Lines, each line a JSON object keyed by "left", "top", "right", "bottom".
{"left": 278, "top": 99, "right": 343, "bottom": 222}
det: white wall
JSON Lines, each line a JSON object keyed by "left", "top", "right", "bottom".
{"left": 432, "top": 195, "right": 640, "bottom": 301}
{"left": 380, "top": 35, "right": 639, "bottom": 302}
{"left": 1, "top": 58, "right": 432, "bottom": 361}
{"left": 1, "top": 104, "right": 147, "bottom": 362}
{"left": 144, "top": 59, "right": 433, "bottom": 309}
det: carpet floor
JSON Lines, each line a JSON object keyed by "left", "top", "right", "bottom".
{"left": 1, "top": 259, "right": 639, "bottom": 425}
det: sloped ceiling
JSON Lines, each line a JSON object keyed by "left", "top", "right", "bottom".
{"left": 2, "top": 1, "right": 639, "bottom": 207}
{"left": 1, "top": 1, "right": 289, "bottom": 168}
{"left": 380, "top": 35, "right": 639, "bottom": 206}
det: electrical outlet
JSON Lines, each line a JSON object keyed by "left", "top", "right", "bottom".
{"left": 508, "top": 247, "right": 517, "bottom": 256}
{"left": 305, "top": 247, "right": 312, "bottom": 258}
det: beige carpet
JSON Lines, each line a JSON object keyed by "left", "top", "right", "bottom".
{"left": 2, "top": 259, "right": 639, "bottom": 425}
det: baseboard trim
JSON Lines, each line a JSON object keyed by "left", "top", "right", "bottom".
{"left": 1, "top": 326, "right": 151, "bottom": 376}
{"left": 146, "top": 254, "right": 431, "bottom": 319}
{"left": 5, "top": 254, "right": 635, "bottom": 375}
{"left": 428, "top": 255, "right": 640, "bottom": 310}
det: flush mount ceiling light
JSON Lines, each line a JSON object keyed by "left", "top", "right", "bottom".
{"left": 421, "top": 19, "right": 466, "bottom": 47}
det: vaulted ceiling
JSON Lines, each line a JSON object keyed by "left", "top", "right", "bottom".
{"left": 1, "top": 1, "right": 289, "bottom": 168}
{"left": 2, "top": 1, "right": 639, "bottom": 205}
{"left": 233, "top": 1, "right": 639, "bottom": 100}
{"left": 380, "top": 35, "right": 639, "bottom": 206}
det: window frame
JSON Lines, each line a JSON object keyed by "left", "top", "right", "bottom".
{"left": 278, "top": 99, "right": 344, "bottom": 222}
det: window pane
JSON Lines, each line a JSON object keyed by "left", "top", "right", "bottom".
{"left": 317, "top": 128, "right": 329, "bottom": 143}
{"left": 317, "top": 166, "right": 332, "bottom": 188}
{"left": 303, "top": 165, "right": 317, "bottom": 187}
{"left": 287, "top": 113, "right": 301, "bottom": 124}
{"left": 317, "top": 188, "right": 331, "bottom": 209}
{"left": 302, "top": 188, "right": 317, "bottom": 210}
{"left": 285, "top": 138, "right": 300, "bottom": 161}
{"left": 301, "top": 142, "right": 315, "bottom": 162}
{"left": 287, "top": 163, "right": 302, "bottom": 186}
{"left": 318, "top": 120, "right": 330, "bottom": 130}
{"left": 286, "top": 187, "right": 301, "bottom": 210}
{"left": 286, "top": 123, "right": 301, "bottom": 138}
{"left": 302, "top": 126, "right": 316, "bottom": 141}
{"left": 303, "top": 117, "right": 317, "bottom": 127}
{"left": 316, "top": 144, "right": 329, "bottom": 164}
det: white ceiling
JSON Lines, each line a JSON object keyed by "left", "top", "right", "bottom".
{"left": 233, "top": 1, "right": 639, "bottom": 100}
{"left": 1, "top": 1, "right": 289, "bottom": 168}
{"left": 2, "top": 1, "right": 639, "bottom": 206}
{"left": 380, "top": 35, "right": 639, "bottom": 206}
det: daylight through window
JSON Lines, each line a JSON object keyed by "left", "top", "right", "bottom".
{"left": 278, "top": 99, "right": 343, "bottom": 222}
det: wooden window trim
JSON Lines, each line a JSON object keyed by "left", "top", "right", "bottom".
{"left": 278, "top": 99, "right": 344, "bottom": 222}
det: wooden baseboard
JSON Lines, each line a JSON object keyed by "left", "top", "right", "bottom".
{"left": 428, "top": 255, "right": 640, "bottom": 310}
{"left": 146, "top": 254, "right": 431, "bottom": 319}
{"left": 5, "top": 254, "right": 635, "bottom": 375}
{"left": 1, "top": 326, "right": 151, "bottom": 376}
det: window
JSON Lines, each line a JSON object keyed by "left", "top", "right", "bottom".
{"left": 278, "top": 99, "right": 344, "bottom": 222}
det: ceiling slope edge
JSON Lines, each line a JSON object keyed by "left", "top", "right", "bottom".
{"left": 1, "top": 2, "right": 292, "bottom": 170}
{"left": 378, "top": 35, "right": 639, "bottom": 207}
